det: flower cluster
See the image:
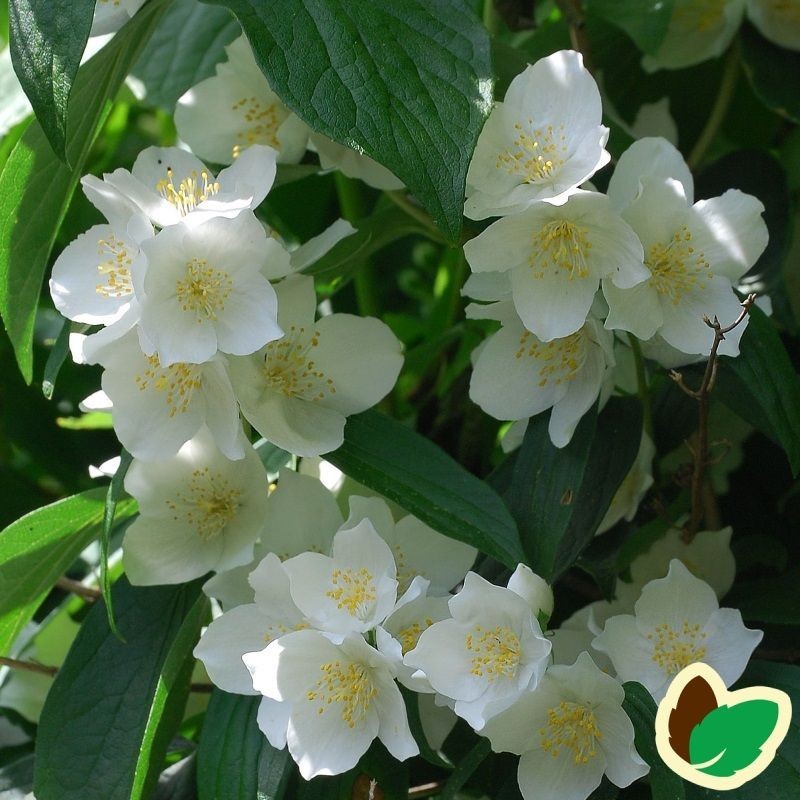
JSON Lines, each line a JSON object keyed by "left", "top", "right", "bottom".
{"left": 464, "top": 50, "right": 768, "bottom": 448}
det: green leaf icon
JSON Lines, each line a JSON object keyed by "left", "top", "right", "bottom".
{"left": 688, "top": 700, "right": 781, "bottom": 778}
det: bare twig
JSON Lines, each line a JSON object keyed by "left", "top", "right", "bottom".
{"left": 56, "top": 576, "right": 101, "bottom": 601}
{"left": 669, "top": 293, "right": 756, "bottom": 541}
{"left": 408, "top": 781, "right": 445, "bottom": 799}
{"left": 0, "top": 656, "right": 58, "bottom": 677}
{"left": 554, "top": 0, "right": 593, "bottom": 71}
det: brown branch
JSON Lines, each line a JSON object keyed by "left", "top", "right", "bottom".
{"left": 56, "top": 576, "right": 101, "bottom": 601}
{"left": 669, "top": 293, "right": 756, "bottom": 542}
{"left": 0, "top": 656, "right": 58, "bottom": 677}
{"left": 408, "top": 782, "right": 445, "bottom": 799}
{"left": 554, "top": 0, "right": 593, "bottom": 71}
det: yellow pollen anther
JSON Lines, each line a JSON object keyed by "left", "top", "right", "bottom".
{"left": 230, "top": 96, "right": 287, "bottom": 158}
{"left": 514, "top": 329, "right": 585, "bottom": 387}
{"left": 540, "top": 701, "right": 602, "bottom": 764}
{"left": 646, "top": 224, "right": 711, "bottom": 304}
{"left": 397, "top": 618, "right": 435, "bottom": 654}
{"left": 530, "top": 219, "right": 592, "bottom": 280}
{"left": 496, "top": 120, "right": 567, "bottom": 184}
{"left": 306, "top": 660, "right": 377, "bottom": 728}
{"left": 262, "top": 325, "right": 336, "bottom": 401}
{"left": 326, "top": 568, "right": 377, "bottom": 617}
{"left": 95, "top": 235, "right": 134, "bottom": 299}
{"left": 156, "top": 168, "right": 220, "bottom": 216}
{"left": 465, "top": 625, "right": 521, "bottom": 681}
{"left": 135, "top": 355, "right": 203, "bottom": 417}
{"left": 648, "top": 620, "right": 708, "bottom": 676}
{"left": 175, "top": 257, "right": 233, "bottom": 322}
{"left": 166, "top": 467, "right": 242, "bottom": 541}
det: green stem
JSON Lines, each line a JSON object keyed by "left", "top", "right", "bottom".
{"left": 333, "top": 172, "right": 380, "bottom": 317}
{"left": 483, "top": 0, "right": 500, "bottom": 34}
{"left": 687, "top": 42, "right": 740, "bottom": 170}
{"left": 386, "top": 190, "right": 446, "bottom": 243}
{"left": 628, "top": 333, "right": 654, "bottom": 441}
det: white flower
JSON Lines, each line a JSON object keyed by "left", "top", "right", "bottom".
{"left": 91, "top": 0, "right": 146, "bottom": 36}
{"left": 507, "top": 564, "right": 555, "bottom": 620}
{"left": 596, "top": 432, "right": 656, "bottom": 534}
{"left": 309, "top": 132, "right": 404, "bottom": 191}
{"left": 464, "top": 190, "right": 647, "bottom": 341}
{"left": 229, "top": 275, "right": 403, "bottom": 456}
{"left": 342, "top": 496, "right": 477, "bottom": 595}
{"left": 243, "top": 630, "right": 418, "bottom": 778}
{"left": 203, "top": 469, "right": 344, "bottom": 609}
{"left": 101, "top": 144, "right": 280, "bottom": 229}
{"left": 465, "top": 51, "right": 609, "bottom": 220}
{"left": 746, "top": 0, "right": 800, "bottom": 50}
{"left": 468, "top": 303, "right": 615, "bottom": 448}
{"left": 592, "top": 560, "right": 762, "bottom": 701}
{"left": 138, "top": 212, "right": 284, "bottom": 366}
{"left": 549, "top": 604, "right": 616, "bottom": 673}
{"left": 404, "top": 572, "right": 552, "bottom": 729}
{"left": 604, "top": 140, "right": 768, "bottom": 357}
{"left": 281, "top": 519, "right": 398, "bottom": 636}
{"left": 122, "top": 428, "right": 269, "bottom": 585}
{"left": 642, "top": 0, "right": 745, "bottom": 72}
{"left": 194, "top": 554, "right": 308, "bottom": 694}
{"left": 175, "top": 35, "right": 309, "bottom": 166}
{"left": 480, "top": 653, "right": 648, "bottom": 800}
{"left": 96, "top": 330, "right": 242, "bottom": 461}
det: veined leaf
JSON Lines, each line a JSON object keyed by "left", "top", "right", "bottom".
{"left": 202, "top": 0, "right": 493, "bottom": 241}
{"left": 8, "top": 0, "right": 95, "bottom": 159}
{"left": 33, "top": 578, "right": 208, "bottom": 800}
{"left": 689, "top": 701, "right": 781, "bottom": 777}
{"left": 0, "top": 0, "right": 170, "bottom": 383}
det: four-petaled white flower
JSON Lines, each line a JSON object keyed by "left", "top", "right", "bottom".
{"left": 175, "top": 35, "right": 309, "bottom": 166}
{"left": 138, "top": 212, "right": 284, "bottom": 365}
{"left": 593, "top": 560, "right": 762, "bottom": 701}
{"left": 244, "top": 630, "right": 418, "bottom": 779}
{"left": 122, "top": 428, "right": 269, "bottom": 585}
{"left": 465, "top": 51, "right": 609, "bottom": 220}
{"left": 229, "top": 275, "right": 403, "bottom": 456}
{"left": 464, "top": 190, "right": 647, "bottom": 341}
{"left": 404, "top": 572, "right": 552, "bottom": 729}
{"left": 480, "top": 653, "right": 649, "bottom": 800}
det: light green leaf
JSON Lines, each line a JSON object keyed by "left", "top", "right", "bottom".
{"left": 8, "top": 0, "right": 95, "bottom": 159}
{"left": 326, "top": 410, "right": 525, "bottom": 569}
{"left": 33, "top": 578, "right": 208, "bottom": 800}
{"left": 203, "top": 0, "right": 493, "bottom": 241}
{"left": 690, "top": 701, "right": 781, "bottom": 778}
{"left": 585, "top": 0, "right": 676, "bottom": 54}
{"left": 0, "top": 0, "right": 170, "bottom": 383}
{"left": 0, "top": 488, "right": 135, "bottom": 655}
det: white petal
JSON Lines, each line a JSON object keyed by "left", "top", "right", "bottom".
{"left": 257, "top": 696, "right": 291, "bottom": 750}
{"left": 216, "top": 144, "right": 278, "bottom": 208}
{"left": 289, "top": 219, "right": 356, "bottom": 273}
{"left": 593, "top": 703, "right": 649, "bottom": 788}
{"left": 702, "top": 607, "right": 763, "bottom": 687}
{"left": 517, "top": 739, "right": 606, "bottom": 800}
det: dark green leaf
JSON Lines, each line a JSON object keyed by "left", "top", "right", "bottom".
{"left": 41, "top": 316, "right": 70, "bottom": 399}
{"left": 506, "top": 397, "right": 643, "bottom": 581}
{"left": 0, "top": 0, "right": 170, "bottom": 383}
{"left": 8, "top": 0, "right": 95, "bottom": 159}
{"left": 725, "top": 567, "right": 800, "bottom": 625}
{"left": 689, "top": 701, "right": 780, "bottom": 777}
{"left": 439, "top": 737, "right": 490, "bottom": 800}
{"left": 622, "top": 682, "right": 686, "bottom": 800}
{"left": 714, "top": 306, "right": 800, "bottom": 476}
{"left": 203, "top": 0, "right": 492, "bottom": 241}
{"left": 400, "top": 687, "right": 452, "bottom": 770}
{"left": 358, "top": 742, "right": 409, "bottom": 800}
{"left": 0, "top": 753, "right": 34, "bottom": 799}
{"left": 33, "top": 578, "right": 208, "bottom": 800}
{"left": 131, "top": 0, "right": 240, "bottom": 111}
{"left": 585, "top": 0, "right": 675, "bottom": 54}
{"left": 326, "top": 410, "right": 525, "bottom": 568}
{"left": 197, "top": 690, "right": 293, "bottom": 800}
{"left": 741, "top": 22, "right": 800, "bottom": 124}
{"left": 0, "top": 488, "right": 136, "bottom": 654}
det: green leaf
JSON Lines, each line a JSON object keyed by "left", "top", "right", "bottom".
{"left": 326, "top": 410, "right": 525, "bottom": 568}
{"left": 33, "top": 578, "right": 208, "bottom": 800}
{"left": 203, "top": 0, "right": 492, "bottom": 241}
{"left": 358, "top": 742, "right": 409, "bottom": 800}
{"left": 8, "top": 0, "right": 95, "bottom": 159}
{"left": 689, "top": 700, "right": 780, "bottom": 777}
{"left": 0, "top": 488, "right": 136, "bottom": 654}
{"left": 41, "top": 316, "right": 70, "bottom": 399}
{"left": 506, "top": 397, "right": 643, "bottom": 581}
{"left": 622, "top": 682, "right": 686, "bottom": 800}
{"left": 0, "top": 0, "right": 170, "bottom": 383}
{"left": 196, "top": 690, "right": 293, "bottom": 800}
{"left": 131, "top": 0, "right": 240, "bottom": 111}
{"left": 0, "top": 753, "right": 34, "bottom": 797}
{"left": 725, "top": 567, "right": 800, "bottom": 625}
{"left": 585, "top": 0, "right": 675, "bottom": 54}
{"left": 741, "top": 22, "right": 800, "bottom": 124}
{"left": 713, "top": 306, "right": 800, "bottom": 476}
{"left": 439, "top": 737, "right": 491, "bottom": 800}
